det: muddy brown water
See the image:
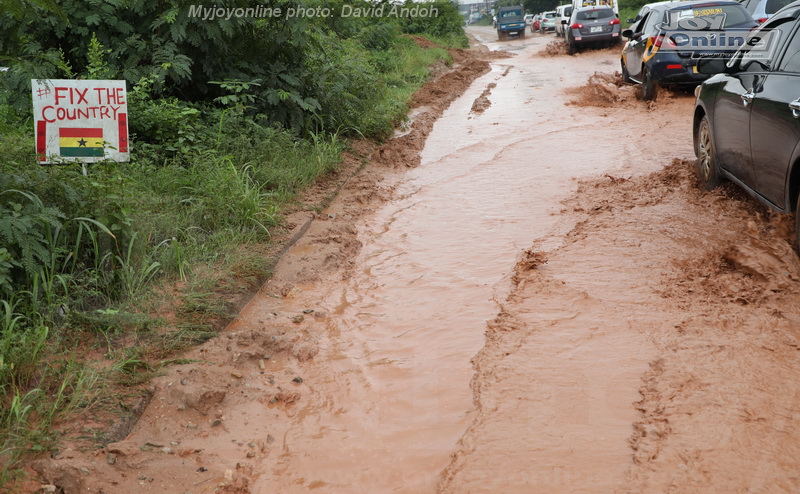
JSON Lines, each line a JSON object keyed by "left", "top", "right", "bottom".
{"left": 246, "top": 29, "right": 695, "bottom": 491}
{"left": 27, "top": 26, "right": 800, "bottom": 494}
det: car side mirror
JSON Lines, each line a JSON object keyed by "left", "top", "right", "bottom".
{"left": 561, "top": 19, "right": 568, "bottom": 24}
{"left": 696, "top": 57, "right": 728, "bottom": 75}
{"left": 622, "top": 29, "right": 633, "bottom": 38}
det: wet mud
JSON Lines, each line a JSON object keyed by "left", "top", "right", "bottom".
{"left": 22, "top": 26, "right": 800, "bottom": 494}
{"left": 539, "top": 40, "right": 569, "bottom": 57}
{"left": 442, "top": 158, "right": 800, "bottom": 491}
{"left": 470, "top": 82, "right": 496, "bottom": 114}
{"left": 566, "top": 71, "right": 638, "bottom": 107}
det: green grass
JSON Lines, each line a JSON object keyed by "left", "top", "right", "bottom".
{"left": 619, "top": 7, "right": 640, "bottom": 28}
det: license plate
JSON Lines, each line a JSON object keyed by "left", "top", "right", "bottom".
{"left": 590, "top": 26, "right": 602, "bottom": 33}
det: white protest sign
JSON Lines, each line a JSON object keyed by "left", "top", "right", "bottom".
{"left": 31, "top": 79, "right": 129, "bottom": 164}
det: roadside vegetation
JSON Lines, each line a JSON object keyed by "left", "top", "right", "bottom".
{"left": 0, "top": 0, "right": 466, "bottom": 483}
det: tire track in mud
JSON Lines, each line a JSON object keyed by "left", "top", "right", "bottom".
{"left": 441, "top": 159, "right": 800, "bottom": 492}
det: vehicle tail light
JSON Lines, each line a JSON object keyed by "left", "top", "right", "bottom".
{"left": 666, "top": 64, "right": 682, "bottom": 69}
{"left": 757, "top": 17, "right": 768, "bottom": 23}
{"left": 609, "top": 18, "right": 620, "bottom": 25}
{"left": 652, "top": 35, "right": 676, "bottom": 48}
{"left": 570, "top": 22, "right": 584, "bottom": 29}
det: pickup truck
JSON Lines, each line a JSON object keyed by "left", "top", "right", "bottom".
{"left": 496, "top": 5, "right": 527, "bottom": 40}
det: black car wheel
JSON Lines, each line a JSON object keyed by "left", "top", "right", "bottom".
{"left": 641, "top": 64, "right": 658, "bottom": 101}
{"left": 695, "top": 115, "right": 721, "bottom": 190}
{"left": 795, "top": 194, "right": 800, "bottom": 254}
{"left": 567, "top": 40, "right": 577, "bottom": 55}
{"left": 621, "top": 59, "right": 632, "bottom": 83}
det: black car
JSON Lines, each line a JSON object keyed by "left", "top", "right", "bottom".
{"left": 694, "top": 0, "right": 800, "bottom": 248}
{"left": 621, "top": 0, "right": 758, "bottom": 100}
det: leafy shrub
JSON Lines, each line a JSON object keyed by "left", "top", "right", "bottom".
{"left": 359, "top": 23, "right": 399, "bottom": 51}
{"left": 400, "top": 0, "right": 468, "bottom": 46}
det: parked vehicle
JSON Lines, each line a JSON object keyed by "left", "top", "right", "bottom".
{"left": 565, "top": 5, "right": 622, "bottom": 53}
{"left": 693, "top": 0, "right": 800, "bottom": 249}
{"left": 525, "top": 13, "right": 535, "bottom": 26}
{"left": 539, "top": 10, "right": 559, "bottom": 33}
{"left": 620, "top": 0, "right": 757, "bottom": 100}
{"left": 496, "top": 5, "right": 527, "bottom": 40}
{"left": 531, "top": 13, "right": 542, "bottom": 32}
{"left": 555, "top": 4, "right": 574, "bottom": 36}
{"left": 739, "top": 0, "right": 795, "bottom": 23}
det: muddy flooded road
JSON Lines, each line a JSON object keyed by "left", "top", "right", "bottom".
{"left": 29, "top": 27, "right": 800, "bottom": 494}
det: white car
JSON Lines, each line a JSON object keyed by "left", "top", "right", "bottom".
{"left": 554, "top": 4, "right": 573, "bottom": 37}
{"left": 524, "top": 13, "right": 534, "bottom": 25}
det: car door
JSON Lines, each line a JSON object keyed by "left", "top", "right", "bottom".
{"left": 624, "top": 10, "right": 659, "bottom": 80}
{"left": 714, "top": 17, "right": 795, "bottom": 189}
{"left": 751, "top": 18, "right": 800, "bottom": 208}
{"left": 625, "top": 10, "right": 664, "bottom": 82}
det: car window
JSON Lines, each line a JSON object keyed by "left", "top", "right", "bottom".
{"left": 735, "top": 18, "right": 795, "bottom": 71}
{"left": 576, "top": 8, "right": 615, "bottom": 20}
{"left": 500, "top": 9, "right": 522, "bottom": 17}
{"left": 633, "top": 11, "right": 651, "bottom": 33}
{"left": 643, "top": 10, "right": 663, "bottom": 35}
{"left": 778, "top": 22, "right": 800, "bottom": 72}
{"left": 766, "top": 0, "right": 794, "bottom": 15}
{"left": 666, "top": 5, "right": 752, "bottom": 28}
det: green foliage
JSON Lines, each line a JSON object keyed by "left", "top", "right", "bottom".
{"left": 209, "top": 79, "right": 262, "bottom": 109}
{"left": 401, "top": 0, "right": 468, "bottom": 43}
{"left": 85, "top": 33, "right": 113, "bottom": 80}
{"left": 0, "top": 300, "right": 48, "bottom": 389}
{"left": 618, "top": 6, "right": 641, "bottom": 27}
{"left": 0, "top": 190, "right": 66, "bottom": 296}
{"left": 619, "top": 0, "right": 650, "bottom": 14}
{"left": 359, "top": 23, "right": 400, "bottom": 51}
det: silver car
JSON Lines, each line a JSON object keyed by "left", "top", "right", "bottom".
{"left": 538, "top": 11, "right": 558, "bottom": 33}
{"left": 738, "top": 0, "right": 794, "bottom": 23}
{"left": 565, "top": 6, "right": 621, "bottom": 54}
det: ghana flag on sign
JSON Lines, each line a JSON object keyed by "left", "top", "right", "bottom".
{"left": 59, "top": 128, "right": 104, "bottom": 158}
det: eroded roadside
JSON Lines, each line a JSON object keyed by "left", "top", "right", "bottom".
{"left": 22, "top": 39, "right": 496, "bottom": 494}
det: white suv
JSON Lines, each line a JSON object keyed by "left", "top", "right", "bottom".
{"left": 554, "top": 4, "right": 574, "bottom": 37}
